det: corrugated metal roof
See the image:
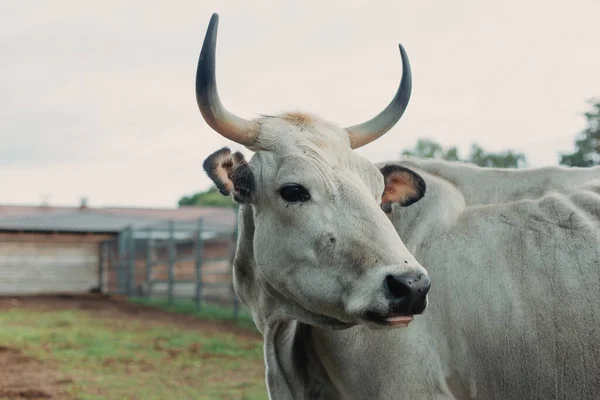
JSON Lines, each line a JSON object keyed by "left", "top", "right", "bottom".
{"left": 95, "top": 206, "right": 236, "bottom": 222}
{"left": 0, "top": 207, "right": 236, "bottom": 235}
{"left": 0, "top": 204, "right": 236, "bottom": 223}
{"left": 0, "top": 205, "right": 75, "bottom": 217}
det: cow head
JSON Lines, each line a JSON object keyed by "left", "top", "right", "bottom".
{"left": 197, "top": 14, "right": 430, "bottom": 331}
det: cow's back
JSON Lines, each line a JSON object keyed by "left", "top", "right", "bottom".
{"left": 407, "top": 163, "right": 600, "bottom": 399}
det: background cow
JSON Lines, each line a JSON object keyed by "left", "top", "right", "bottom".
{"left": 197, "top": 13, "right": 600, "bottom": 400}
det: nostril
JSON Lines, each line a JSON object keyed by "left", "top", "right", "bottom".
{"left": 385, "top": 274, "right": 412, "bottom": 299}
{"left": 385, "top": 274, "right": 431, "bottom": 301}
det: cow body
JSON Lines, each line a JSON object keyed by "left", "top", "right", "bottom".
{"left": 234, "top": 159, "right": 600, "bottom": 399}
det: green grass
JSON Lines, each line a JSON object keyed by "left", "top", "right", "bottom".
{"left": 128, "top": 297, "right": 258, "bottom": 332}
{"left": 0, "top": 307, "right": 267, "bottom": 400}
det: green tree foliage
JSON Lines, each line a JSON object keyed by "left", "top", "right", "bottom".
{"left": 468, "top": 144, "right": 527, "bottom": 168}
{"left": 559, "top": 99, "right": 600, "bottom": 167}
{"left": 402, "top": 139, "right": 527, "bottom": 168}
{"left": 178, "top": 186, "right": 237, "bottom": 208}
{"left": 400, "top": 139, "right": 461, "bottom": 162}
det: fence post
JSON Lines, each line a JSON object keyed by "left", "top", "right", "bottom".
{"left": 167, "top": 220, "right": 175, "bottom": 305}
{"left": 145, "top": 228, "right": 154, "bottom": 298}
{"left": 98, "top": 241, "right": 105, "bottom": 293}
{"left": 127, "top": 227, "right": 136, "bottom": 296}
{"left": 232, "top": 206, "right": 240, "bottom": 320}
{"left": 194, "top": 218, "right": 204, "bottom": 311}
{"left": 117, "top": 226, "right": 131, "bottom": 295}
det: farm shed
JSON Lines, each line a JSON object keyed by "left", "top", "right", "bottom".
{"left": 0, "top": 231, "right": 111, "bottom": 295}
{"left": 0, "top": 205, "right": 237, "bottom": 296}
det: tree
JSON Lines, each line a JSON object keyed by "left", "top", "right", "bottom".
{"left": 400, "top": 139, "right": 461, "bottom": 162}
{"left": 178, "top": 186, "right": 237, "bottom": 208}
{"left": 559, "top": 98, "right": 600, "bottom": 167}
{"left": 468, "top": 144, "right": 527, "bottom": 168}
{"left": 402, "top": 139, "right": 527, "bottom": 168}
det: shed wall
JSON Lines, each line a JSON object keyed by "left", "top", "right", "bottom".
{"left": 0, "top": 233, "right": 110, "bottom": 294}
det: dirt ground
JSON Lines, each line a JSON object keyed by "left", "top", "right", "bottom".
{"left": 0, "top": 294, "right": 263, "bottom": 400}
{"left": 0, "top": 345, "right": 71, "bottom": 400}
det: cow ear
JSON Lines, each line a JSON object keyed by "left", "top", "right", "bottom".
{"left": 379, "top": 164, "right": 426, "bottom": 212}
{"left": 203, "top": 147, "right": 255, "bottom": 203}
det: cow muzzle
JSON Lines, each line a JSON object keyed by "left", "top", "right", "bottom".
{"left": 386, "top": 273, "right": 430, "bottom": 313}
{"left": 365, "top": 272, "right": 431, "bottom": 327}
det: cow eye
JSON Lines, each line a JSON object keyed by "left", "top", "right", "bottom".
{"left": 279, "top": 184, "right": 311, "bottom": 203}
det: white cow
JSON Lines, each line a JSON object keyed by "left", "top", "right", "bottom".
{"left": 196, "top": 13, "right": 600, "bottom": 399}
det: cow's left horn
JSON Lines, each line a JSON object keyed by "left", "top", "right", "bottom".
{"left": 196, "top": 13, "right": 257, "bottom": 146}
{"left": 344, "top": 44, "right": 412, "bottom": 149}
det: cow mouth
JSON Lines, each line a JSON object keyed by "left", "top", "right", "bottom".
{"left": 364, "top": 311, "right": 414, "bottom": 327}
{"left": 385, "top": 314, "right": 414, "bottom": 326}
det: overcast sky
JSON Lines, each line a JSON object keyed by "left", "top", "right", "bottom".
{"left": 2, "top": 1, "right": 599, "bottom": 208}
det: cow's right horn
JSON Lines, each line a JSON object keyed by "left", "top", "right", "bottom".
{"left": 196, "top": 13, "right": 257, "bottom": 146}
{"left": 344, "top": 44, "right": 412, "bottom": 149}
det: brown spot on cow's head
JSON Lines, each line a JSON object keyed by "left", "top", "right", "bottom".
{"left": 379, "top": 164, "right": 426, "bottom": 213}
{"left": 281, "top": 112, "right": 317, "bottom": 129}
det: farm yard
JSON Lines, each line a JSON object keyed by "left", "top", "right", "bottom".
{"left": 0, "top": 295, "right": 267, "bottom": 400}
{"left": 1, "top": 2, "right": 599, "bottom": 399}
{"left": 0, "top": 205, "right": 265, "bottom": 399}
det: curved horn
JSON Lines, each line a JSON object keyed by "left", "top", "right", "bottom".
{"left": 196, "top": 13, "right": 257, "bottom": 146}
{"left": 345, "top": 44, "right": 412, "bottom": 149}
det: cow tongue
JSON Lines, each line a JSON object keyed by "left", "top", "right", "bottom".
{"left": 385, "top": 315, "right": 413, "bottom": 326}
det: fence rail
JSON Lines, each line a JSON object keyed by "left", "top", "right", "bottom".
{"left": 100, "top": 216, "right": 242, "bottom": 319}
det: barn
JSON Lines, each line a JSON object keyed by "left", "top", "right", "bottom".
{"left": 0, "top": 204, "right": 237, "bottom": 297}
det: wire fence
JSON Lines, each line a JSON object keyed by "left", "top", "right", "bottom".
{"left": 100, "top": 217, "right": 242, "bottom": 319}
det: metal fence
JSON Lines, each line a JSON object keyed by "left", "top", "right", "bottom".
{"left": 99, "top": 217, "right": 242, "bottom": 319}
